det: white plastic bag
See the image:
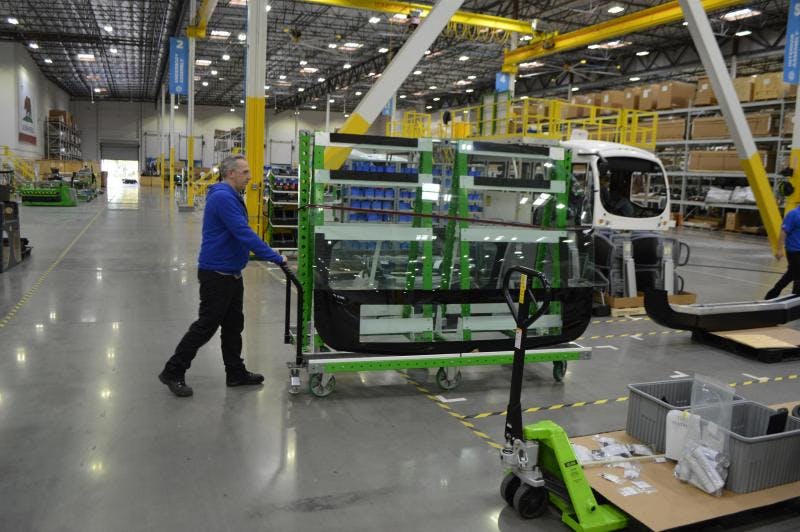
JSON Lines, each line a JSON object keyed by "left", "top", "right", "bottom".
{"left": 705, "top": 186, "right": 732, "bottom": 204}
{"left": 730, "top": 186, "right": 755, "bottom": 204}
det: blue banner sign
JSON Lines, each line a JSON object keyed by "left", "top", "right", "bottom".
{"left": 495, "top": 72, "right": 510, "bottom": 93}
{"left": 169, "top": 37, "right": 189, "bottom": 95}
{"left": 785, "top": 0, "right": 800, "bottom": 83}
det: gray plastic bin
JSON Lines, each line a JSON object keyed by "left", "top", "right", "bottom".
{"left": 700, "top": 401, "right": 800, "bottom": 493}
{"left": 625, "top": 378, "right": 743, "bottom": 452}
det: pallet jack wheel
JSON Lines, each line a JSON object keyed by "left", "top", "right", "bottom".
{"left": 500, "top": 472, "right": 520, "bottom": 506}
{"left": 309, "top": 373, "right": 336, "bottom": 397}
{"left": 512, "top": 483, "right": 549, "bottom": 519}
{"left": 552, "top": 361, "right": 567, "bottom": 382}
{"left": 435, "top": 367, "right": 462, "bottom": 390}
{"left": 792, "top": 404, "right": 800, "bottom": 418}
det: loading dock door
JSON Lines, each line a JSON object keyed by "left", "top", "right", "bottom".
{"left": 100, "top": 141, "right": 139, "bottom": 161}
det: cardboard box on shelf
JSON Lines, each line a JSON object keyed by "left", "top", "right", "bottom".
{"left": 601, "top": 90, "right": 626, "bottom": 109}
{"left": 638, "top": 84, "right": 660, "bottom": 110}
{"left": 624, "top": 87, "right": 642, "bottom": 110}
{"left": 656, "top": 81, "right": 696, "bottom": 109}
{"left": 694, "top": 77, "right": 717, "bottom": 106}
{"left": 753, "top": 72, "right": 793, "bottom": 101}
{"left": 784, "top": 114, "right": 795, "bottom": 137}
{"left": 656, "top": 117, "right": 686, "bottom": 141}
{"left": 691, "top": 112, "right": 773, "bottom": 140}
{"left": 733, "top": 77, "right": 754, "bottom": 102}
{"left": 48, "top": 109, "right": 70, "bottom": 124}
{"left": 583, "top": 93, "right": 603, "bottom": 107}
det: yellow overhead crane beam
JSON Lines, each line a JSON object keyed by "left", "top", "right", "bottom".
{"left": 302, "top": 0, "right": 532, "bottom": 34}
{"left": 186, "top": 0, "right": 220, "bottom": 38}
{"left": 502, "top": 0, "right": 745, "bottom": 72}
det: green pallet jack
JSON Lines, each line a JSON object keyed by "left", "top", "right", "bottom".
{"left": 499, "top": 265, "right": 627, "bottom": 531}
{"left": 20, "top": 182, "right": 77, "bottom": 206}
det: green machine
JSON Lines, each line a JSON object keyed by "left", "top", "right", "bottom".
{"left": 20, "top": 181, "right": 77, "bottom": 206}
{"left": 282, "top": 132, "right": 595, "bottom": 396}
{"left": 498, "top": 265, "right": 626, "bottom": 531}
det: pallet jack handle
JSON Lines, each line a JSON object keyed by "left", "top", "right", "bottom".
{"left": 279, "top": 262, "right": 304, "bottom": 366}
{"left": 501, "top": 266, "right": 552, "bottom": 443}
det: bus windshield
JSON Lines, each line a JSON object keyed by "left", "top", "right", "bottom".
{"left": 597, "top": 157, "right": 667, "bottom": 219}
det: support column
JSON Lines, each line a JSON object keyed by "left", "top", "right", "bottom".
{"left": 245, "top": 0, "right": 268, "bottom": 236}
{"left": 786, "top": 83, "right": 800, "bottom": 213}
{"left": 323, "top": 0, "right": 465, "bottom": 169}
{"left": 680, "top": 0, "right": 782, "bottom": 252}
{"left": 183, "top": 0, "right": 197, "bottom": 210}
{"left": 170, "top": 93, "right": 175, "bottom": 201}
{"left": 160, "top": 84, "right": 166, "bottom": 188}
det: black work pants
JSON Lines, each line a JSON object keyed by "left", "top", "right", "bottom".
{"left": 166, "top": 269, "right": 246, "bottom": 376}
{"left": 766, "top": 250, "right": 800, "bottom": 299}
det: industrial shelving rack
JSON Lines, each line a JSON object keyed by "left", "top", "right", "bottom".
{"left": 212, "top": 128, "right": 243, "bottom": 164}
{"left": 263, "top": 170, "right": 299, "bottom": 252}
{"left": 653, "top": 97, "right": 795, "bottom": 219}
{"left": 45, "top": 119, "right": 82, "bottom": 160}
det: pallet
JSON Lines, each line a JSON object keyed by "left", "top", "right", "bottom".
{"left": 610, "top": 306, "right": 646, "bottom": 317}
{"left": 692, "top": 327, "right": 800, "bottom": 363}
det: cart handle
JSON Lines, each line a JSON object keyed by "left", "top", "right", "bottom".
{"left": 502, "top": 266, "right": 552, "bottom": 330}
{"left": 279, "top": 262, "right": 304, "bottom": 365}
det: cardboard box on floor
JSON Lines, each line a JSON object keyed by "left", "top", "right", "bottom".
{"left": 600, "top": 292, "right": 696, "bottom": 309}
{"left": 656, "top": 81, "right": 696, "bottom": 109}
{"left": 571, "top": 431, "right": 800, "bottom": 532}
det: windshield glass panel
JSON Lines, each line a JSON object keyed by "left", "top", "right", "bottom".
{"left": 597, "top": 156, "right": 667, "bottom": 218}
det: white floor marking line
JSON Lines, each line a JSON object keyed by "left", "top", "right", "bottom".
{"left": 595, "top": 345, "right": 619, "bottom": 350}
{"left": 630, "top": 334, "right": 643, "bottom": 341}
{"left": 435, "top": 396, "right": 467, "bottom": 403}
{"left": 670, "top": 370, "right": 690, "bottom": 379}
{"left": 742, "top": 373, "right": 768, "bottom": 382}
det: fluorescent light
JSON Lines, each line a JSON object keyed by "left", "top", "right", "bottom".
{"left": 109, "top": 47, "right": 118, "bottom": 54}
{"left": 265, "top": 4, "right": 272, "bottom": 12}
{"left": 222, "top": 54, "right": 230, "bottom": 61}
{"left": 298, "top": 87, "right": 305, "bottom": 92}
{"left": 174, "top": 105, "right": 178, "bottom": 109}
{"left": 607, "top": 5, "right": 625, "bottom": 15}
{"left": 426, "top": 105, "right": 433, "bottom": 109}
{"left": 636, "top": 50, "right": 650, "bottom": 56}
{"left": 343, "top": 63, "right": 351, "bottom": 69}
{"left": 230, "top": 108, "right": 235, "bottom": 112}
{"left": 93, "top": 87, "right": 103, "bottom": 93}
{"left": 44, "top": 58, "right": 52, "bottom": 64}
{"left": 682, "top": 21, "right": 688, "bottom": 26}
{"left": 28, "top": 42, "right": 38, "bottom": 49}
{"left": 240, "top": 99, "right": 244, "bottom": 104}
{"left": 571, "top": 87, "right": 579, "bottom": 92}
{"left": 399, "top": 94, "right": 406, "bottom": 99}
{"left": 299, "top": 60, "right": 308, "bottom": 65}
{"left": 329, "top": 98, "right": 335, "bottom": 103}
{"left": 238, "top": 33, "right": 246, "bottom": 41}
{"left": 433, "top": 97, "right": 440, "bottom": 101}
{"left": 735, "top": 30, "right": 752, "bottom": 37}
{"left": 521, "top": 95, "right": 529, "bottom": 99}
{"left": 378, "top": 47, "right": 388, "bottom": 53}
{"left": 210, "top": 69, "right": 218, "bottom": 75}
{"left": 465, "top": 88, "right": 474, "bottom": 93}
{"left": 579, "top": 58, "right": 587, "bottom": 64}
{"left": 721, "top": 8, "right": 761, "bottom": 22}
{"left": 413, "top": 70, "right": 422, "bottom": 75}
{"left": 218, "top": 77, "right": 224, "bottom": 80}
{"left": 424, "top": 49, "right": 431, "bottom": 55}
{"left": 519, "top": 61, "right": 544, "bottom": 68}
{"left": 590, "top": 39, "right": 631, "bottom": 50}
{"left": 8, "top": 17, "right": 19, "bottom": 25}
{"left": 317, "top": 77, "right": 325, "bottom": 82}
{"left": 300, "top": 66, "right": 318, "bottom": 73}
{"left": 196, "top": 59, "right": 211, "bottom": 66}
{"left": 467, "top": 75, "right": 476, "bottom": 79}
{"left": 368, "top": 71, "right": 376, "bottom": 76}
{"left": 629, "top": 76, "right": 641, "bottom": 81}
{"left": 429, "top": 85, "right": 437, "bottom": 90}
{"left": 369, "top": 16, "right": 380, "bottom": 24}
{"left": 210, "top": 30, "right": 231, "bottom": 39}
{"left": 344, "top": 113, "right": 350, "bottom": 118}
{"left": 520, "top": 34, "right": 533, "bottom": 41}
{"left": 279, "top": 74, "right": 287, "bottom": 80}
{"left": 342, "top": 42, "right": 362, "bottom": 49}
{"left": 328, "top": 43, "right": 338, "bottom": 49}
{"left": 519, "top": 197, "right": 529, "bottom": 204}
{"left": 455, "top": 79, "right": 471, "bottom": 86}
{"left": 458, "top": 55, "right": 469, "bottom": 61}
{"left": 264, "top": 85, "right": 270, "bottom": 90}
{"left": 77, "top": 53, "right": 95, "bottom": 61}
{"left": 202, "top": 81, "right": 209, "bottom": 86}
{"left": 355, "top": 91, "right": 362, "bottom": 96}
{"left": 311, "top": 105, "right": 317, "bottom": 109}
{"left": 393, "top": 13, "right": 408, "bottom": 20}
{"left": 587, "top": 44, "right": 600, "bottom": 50}
{"left": 103, "top": 25, "right": 113, "bottom": 33}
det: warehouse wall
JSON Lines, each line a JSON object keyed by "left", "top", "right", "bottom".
{"left": 72, "top": 101, "right": 387, "bottom": 169}
{"left": 0, "top": 42, "right": 71, "bottom": 160}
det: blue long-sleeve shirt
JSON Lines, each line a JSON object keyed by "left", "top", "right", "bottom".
{"left": 198, "top": 182, "right": 283, "bottom": 274}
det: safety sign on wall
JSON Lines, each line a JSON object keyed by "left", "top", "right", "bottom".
{"left": 785, "top": 0, "right": 800, "bottom": 83}
{"left": 169, "top": 37, "right": 189, "bottom": 96}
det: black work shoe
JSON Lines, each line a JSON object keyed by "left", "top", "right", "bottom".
{"left": 226, "top": 370, "right": 264, "bottom": 387}
{"left": 159, "top": 371, "right": 194, "bottom": 397}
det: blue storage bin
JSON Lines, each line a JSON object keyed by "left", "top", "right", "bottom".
{"left": 382, "top": 201, "right": 392, "bottom": 210}
{"left": 384, "top": 189, "right": 395, "bottom": 199}
{"left": 364, "top": 188, "right": 375, "bottom": 198}
{"left": 371, "top": 200, "right": 382, "bottom": 210}
{"left": 374, "top": 188, "right": 385, "bottom": 198}
{"left": 367, "top": 213, "right": 380, "bottom": 222}
{"left": 382, "top": 215, "right": 390, "bottom": 222}
{"left": 348, "top": 213, "right": 359, "bottom": 221}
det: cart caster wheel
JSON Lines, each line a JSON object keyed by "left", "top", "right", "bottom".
{"left": 309, "top": 373, "right": 335, "bottom": 397}
{"left": 512, "top": 484, "right": 549, "bottom": 519}
{"left": 436, "top": 367, "right": 462, "bottom": 390}
{"left": 593, "top": 304, "right": 611, "bottom": 317}
{"left": 552, "top": 361, "right": 567, "bottom": 382}
{"left": 500, "top": 472, "right": 520, "bottom": 507}
{"left": 792, "top": 404, "right": 800, "bottom": 418}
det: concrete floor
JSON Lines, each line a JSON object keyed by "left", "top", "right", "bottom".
{"left": 1, "top": 186, "right": 799, "bottom": 531}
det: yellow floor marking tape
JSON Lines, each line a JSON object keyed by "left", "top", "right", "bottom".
{"left": 0, "top": 207, "right": 105, "bottom": 331}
